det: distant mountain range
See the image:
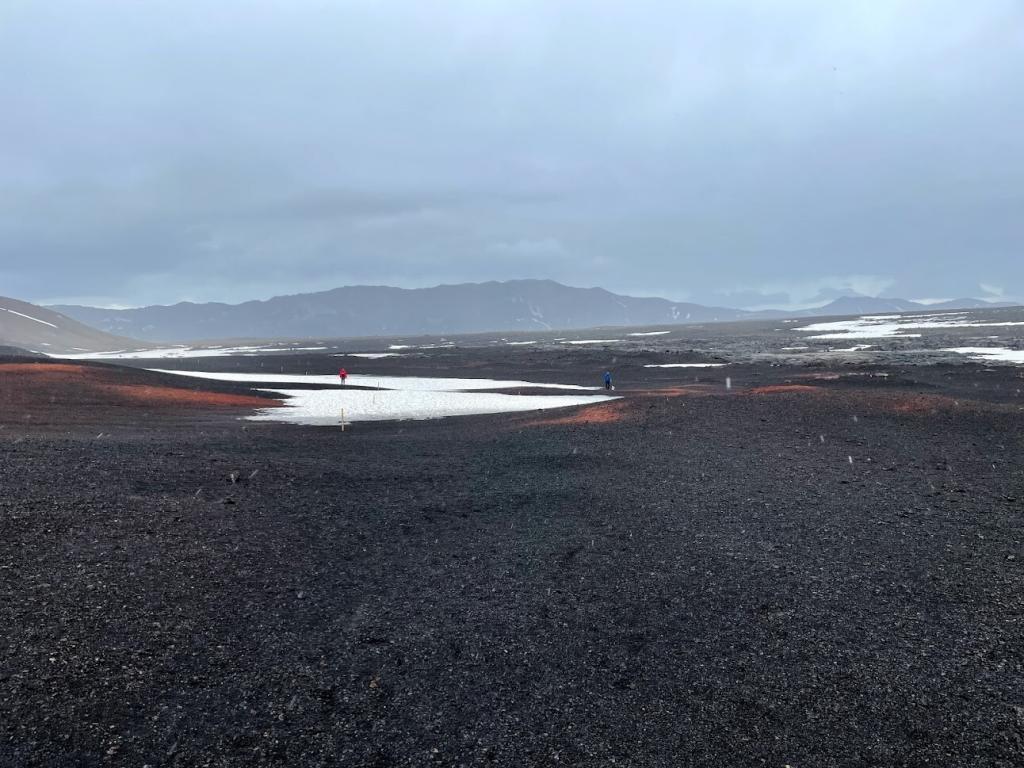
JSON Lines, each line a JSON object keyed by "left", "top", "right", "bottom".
{"left": 52, "top": 280, "right": 742, "bottom": 342}
{"left": 789, "top": 296, "right": 1013, "bottom": 316}
{"left": 49, "top": 280, "right": 1016, "bottom": 344}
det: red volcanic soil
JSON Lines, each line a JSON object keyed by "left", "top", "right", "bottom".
{"left": 0, "top": 361, "right": 278, "bottom": 426}
{"left": 528, "top": 399, "right": 629, "bottom": 425}
{"left": 859, "top": 391, "right": 967, "bottom": 414}
{"left": 745, "top": 383, "right": 987, "bottom": 414}
{"left": 637, "top": 385, "right": 720, "bottom": 397}
{"left": 528, "top": 385, "right": 720, "bottom": 426}
{"left": 747, "top": 384, "right": 821, "bottom": 395}
{"left": 528, "top": 380, "right": 1003, "bottom": 430}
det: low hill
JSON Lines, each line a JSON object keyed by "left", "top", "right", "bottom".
{"left": 0, "top": 360, "right": 280, "bottom": 426}
{"left": 0, "top": 296, "right": 136, "bottom": 354}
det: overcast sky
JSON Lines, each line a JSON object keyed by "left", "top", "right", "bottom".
{"left": 2, "top": 0, "right": 1021, "bottom": 309}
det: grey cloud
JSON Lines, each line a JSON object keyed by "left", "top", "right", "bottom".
{"left": 1, "top": 1, "right": 1021, "bottom": 307}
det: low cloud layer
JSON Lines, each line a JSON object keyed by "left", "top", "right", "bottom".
{"left": 2, "top": 1, "right": 1021, "bottom": 308}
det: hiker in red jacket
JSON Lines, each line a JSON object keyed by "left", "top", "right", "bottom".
{"left": 338, "top": 368, "right": 348, "bottom": 385}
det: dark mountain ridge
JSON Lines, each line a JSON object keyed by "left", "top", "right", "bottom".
{"left": 52, "top": 280, "right": 742, "bottom": 342}
{"left": 50, "top": 280, "right": 1016, "bottom": 343}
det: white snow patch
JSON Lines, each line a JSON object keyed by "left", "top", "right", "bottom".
{"left": 505, "top": 341, "right": 538, "bottom": 346}
{"left": 780, "top": 346, "right": 809, "bottom": 351}
{"left": 563, "top": 339, "right": 620, "bottom": 345}
{"left": 799, "top": 313, "right": 1024, "bottom": 340}
{"left": 627, "top": 331, "right": 671, "bottom": 337}
{"left": 942, "top": 347, "right": 1024, "bottom": 364}
{"left": 250, "top": 388, "right": 616, "bottom": 425}
{"left": 153, "top": 368, "right": 611, "bottom": 425}
{"left": 150, "top": 369, "right": 601, "bottom": 392}
{"left": 2, "top": 308, "right": 58, "bottom": 328}
{"left": 388, "top": 345, "right": 414, "bottom": 350}
{"left": 643, "top": 363, "right": 726, "bottom": 368}
{"left": 341, "top": 352, "right": 402, "bottom": 359}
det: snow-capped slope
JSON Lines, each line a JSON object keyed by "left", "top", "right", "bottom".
{"left": 0, "top": 296, "right": 134, "bottom": 354}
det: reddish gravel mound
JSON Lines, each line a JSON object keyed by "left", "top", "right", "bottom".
{"left": 529, "top": 386, "right": 721, "bottom": 426}
{"left": 528, "top": 399, "right": 629, "bottom": 425}
{"left": 745, "top": 382, "right": 995, "bottom": 415}
{"left": 637, "top": 385, "right": 719, "bottom": 397}
{"left": 747, "top": 384, "right": 820, "bottom": 395}
{"left": 868, "top": 391, "right": 970, "bottom": 414}
{"left": 0, "top": 362, "right": 278, "bottom": 425}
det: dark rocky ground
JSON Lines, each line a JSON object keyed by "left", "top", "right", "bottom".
{"left": 114, "top": 303, "right": 1024, "bottom": 368}
{"left": 1, "top": 351, "right": 1023, "bottom": 766}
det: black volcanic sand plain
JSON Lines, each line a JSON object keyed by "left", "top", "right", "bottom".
{"left": 1, "top": 349, "right": 1023, "bottom": 767}
{"left": 143, "top": 304, "right": 1024, "bottom": 368}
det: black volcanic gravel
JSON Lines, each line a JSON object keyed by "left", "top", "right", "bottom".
{"left": 1, "top": 353, "right": 1023, "bottom": 766}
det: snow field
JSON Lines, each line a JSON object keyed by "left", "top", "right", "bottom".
{"left": 150, "top": 369, "right": 614, "bottom": 424}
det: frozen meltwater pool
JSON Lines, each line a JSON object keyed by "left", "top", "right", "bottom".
{"left": 152, "top": 369, "right": 615, "bottom": 425}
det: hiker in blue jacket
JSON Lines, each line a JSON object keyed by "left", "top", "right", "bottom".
{"left": 603, "top": 371, "right": 613, "bottom": 390}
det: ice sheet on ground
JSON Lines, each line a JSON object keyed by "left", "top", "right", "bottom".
{"left": 249, "top": 388, "right": 617, "bottom": 425}
{"left": 942, "top": 347, "right": 1024, "bottom": 364}
{"left": 151, "top": 369, "right": 600, "bottom": 391}
{"left": 564, "top": 339, "right": 620, "bottom": 345}
{"left": 627, "top": 331, "right": 671, "bottom": 337}
{"left": 643, "top": 363, "right": 726, "bottom": 368}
